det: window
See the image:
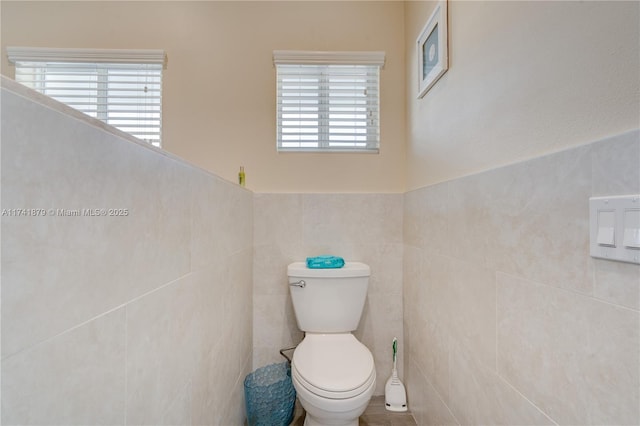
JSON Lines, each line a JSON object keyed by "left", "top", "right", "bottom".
{"left": 8, "top": 47, "right": 165, "bottom": 147}
{"left": 274, "top": 50, "right": 385, "bottom": 153}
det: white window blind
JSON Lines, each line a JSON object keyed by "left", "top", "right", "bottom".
{"left": 8, "top": 48, "right": 165, "bottom": 148}
{"left": 274, "top": 51, "right": 385, "bottom": 153}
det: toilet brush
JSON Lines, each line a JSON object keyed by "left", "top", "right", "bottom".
{"left": 385, "top": 337, "right": 407, "bottom": 412}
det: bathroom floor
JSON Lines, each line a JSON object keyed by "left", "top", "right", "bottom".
{"left": 291, "top": 396, "right": 417, "bottom": 426}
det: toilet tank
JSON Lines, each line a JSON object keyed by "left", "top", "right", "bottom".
{"left": 287, "top": 262, "right": 370, "bottom": 333}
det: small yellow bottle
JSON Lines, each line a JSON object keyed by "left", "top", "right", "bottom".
{"left": 238, "top": 166, "right": 246, "bottom": 187}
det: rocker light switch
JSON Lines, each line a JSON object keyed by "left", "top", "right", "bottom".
{"left": 623, "top": 209, "right": 640, "bottom": 249}
{"left": 624, "top": 228, "right": 640, "bottom": 249}
{"left": 596, "top": 210, "right": 616, "bottom": 246}
{"left": 597, "top": 226, "right": 615, "bottom": 246}
{"left": 590, "top": 195, "right": 640, "bottom": 264}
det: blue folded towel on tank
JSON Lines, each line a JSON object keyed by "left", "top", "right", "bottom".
{"left": 306, "top": 255, "right": 345, "bottom": 269}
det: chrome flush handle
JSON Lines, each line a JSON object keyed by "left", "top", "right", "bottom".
{"left": 289, "top": 280, "right": 306, "bottom": 288}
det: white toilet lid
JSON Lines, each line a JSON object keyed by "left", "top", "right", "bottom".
{"left": 292, "top": 334, "right": 375, "bottom": 394}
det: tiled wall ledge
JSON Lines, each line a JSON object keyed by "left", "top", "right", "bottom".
{"left": 0, "top": 75, "right": 249, "bottom": 192}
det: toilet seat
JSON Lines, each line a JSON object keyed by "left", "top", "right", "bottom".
{"left": 292, "top": 334, "right": 375, "bottom": 399}
{"left": 293, "top": 364, "right": 376, "bottom": 400}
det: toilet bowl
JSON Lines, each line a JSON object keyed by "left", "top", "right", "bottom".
{"left": 287, "top": 262, "right": 375, "bottom": 426}
{"left": 292, "top": 333, "right": 376, "bottom": 426}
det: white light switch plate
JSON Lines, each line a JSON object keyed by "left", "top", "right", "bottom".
{"left": 589, "top": 195, "right": 640, "bottom": 264}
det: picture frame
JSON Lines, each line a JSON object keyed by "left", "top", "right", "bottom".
{"left": 417, "top": 0, "right": 448, "bottom": 98}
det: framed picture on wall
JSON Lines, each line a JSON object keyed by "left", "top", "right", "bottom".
{"left": 417, "top": 0, "right": 448, "bottom": 98}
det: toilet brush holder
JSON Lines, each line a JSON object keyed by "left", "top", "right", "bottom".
{"left": 385, "top": 337, "right": 407, "bottom": 412}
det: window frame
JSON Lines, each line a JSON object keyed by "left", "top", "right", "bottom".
{"left": 273, "top": 50, "right": 385, "bottom": 153}
{"left": 7, "top": 47, "right": 166, "bottom": 147}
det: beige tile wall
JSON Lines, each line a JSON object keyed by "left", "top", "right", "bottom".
{"left": 4, "top": 74, "right": 638, "bottom": 425}
{"left": 253, "top": 193, "right": 404, "bottom": 395}
{"left": 1, "top": 78, "right": 253, "bottom": 425}
{"left": 403, "top": 130, "right": 640, "bottom": 425}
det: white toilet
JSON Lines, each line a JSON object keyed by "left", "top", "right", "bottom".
{"left": 287, "top": 262, "right": 376, "bottom": 426}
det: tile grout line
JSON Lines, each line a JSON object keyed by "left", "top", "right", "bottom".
{"left": 495, "top": 270, "right": 640, "bottom": 314}
{"left": 410, "top": 352, "right": 460, "bottom": 426}
{"left": 406, "top": 245, "right": 639, "bottom": 314}
{"left": 2, "top": 272, "right": 195, "bottom": 362}
{"left": 124, "top": 305, "right": 128, "bottom": 426}
{"left": 495, "top": 270, "right": 499, "bottom": 374}
{"left": 495, "top": 370, "right": 559, "bottom": 426}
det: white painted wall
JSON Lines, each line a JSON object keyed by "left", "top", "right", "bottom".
{"left": 0, "top": 1, "right": 406, "bottom": 193}
{"left": 405, "top": 0, "right": 640, "bottom": 190}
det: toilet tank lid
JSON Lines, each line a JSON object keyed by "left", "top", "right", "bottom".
{"left": 287, "top": 262, "right": 370, "bottom": 278}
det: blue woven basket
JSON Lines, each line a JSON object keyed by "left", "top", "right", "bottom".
{"left": 244, "top": 362, "right": 296, "bottom": 426}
